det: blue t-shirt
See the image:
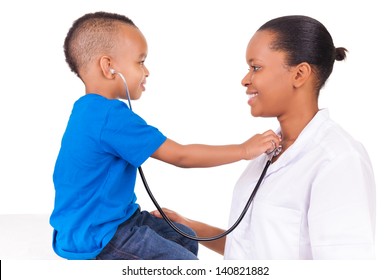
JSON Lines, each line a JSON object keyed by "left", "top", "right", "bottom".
{"left": 50, "top": 94, "right": 166, "bottom": 260}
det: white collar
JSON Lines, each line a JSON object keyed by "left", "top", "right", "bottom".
{"left": 269, "top": 109, "right": 330, "bottom": 171}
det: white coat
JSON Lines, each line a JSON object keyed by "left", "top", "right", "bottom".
{"left": 224, "top": 109, "right": 376, "bottom": 259}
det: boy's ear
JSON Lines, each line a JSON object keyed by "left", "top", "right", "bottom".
{"left": 292, "top": 62, "right": 312, "bottom": 88}
{"left": 99, "top": 56, "right": 115, "bottom": 79}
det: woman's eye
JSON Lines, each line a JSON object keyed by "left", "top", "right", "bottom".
{"left": 252, "top": 66, "right": 261, "bottom": 72}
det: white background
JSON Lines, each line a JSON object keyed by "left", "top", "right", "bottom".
{"left": 0, "top": 0, "right": 389, "bottom": 264}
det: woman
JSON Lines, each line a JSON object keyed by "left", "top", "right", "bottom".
{"left": 152, "top": 15, "right": 376, "bottom": 259}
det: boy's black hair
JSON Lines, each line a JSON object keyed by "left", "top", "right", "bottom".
{"left": 64, "top": 11, "right": 137, "bottom": 78}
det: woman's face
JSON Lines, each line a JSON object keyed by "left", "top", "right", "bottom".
{"left": 242, "top": 30, "right": 295, "bottom": 118}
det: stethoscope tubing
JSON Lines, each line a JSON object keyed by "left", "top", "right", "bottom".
{"left": 138, "top": 159, "right": 272, "bottom": 241}
{"left": 117, "top": 70, "right": 274, "bottom": 241}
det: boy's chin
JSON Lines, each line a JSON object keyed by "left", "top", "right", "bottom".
{"left": 132, "top": 94, "right": 142, "bottom": 101}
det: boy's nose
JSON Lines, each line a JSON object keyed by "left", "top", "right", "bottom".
{"left": 143, "top": 66, "right": 150, "bottom": 77}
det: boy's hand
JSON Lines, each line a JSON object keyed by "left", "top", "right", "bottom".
{"left": 152, "top": 130, "right": 281, "bottom": 168}
{"left": 241, "top": 130, "right": 281, "bottom": 160}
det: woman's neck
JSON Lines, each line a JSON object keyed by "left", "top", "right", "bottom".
{"left": 272, "top": 106, "right": 319, "bottom": 162}
{"left": 280, "top": 110, "right": 318, "bottom": 142}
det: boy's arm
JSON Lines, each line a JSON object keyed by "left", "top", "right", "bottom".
{"left": 151, "top": 130, "right": 280, "bottom": 168}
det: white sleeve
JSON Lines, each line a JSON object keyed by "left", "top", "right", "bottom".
{"left": 308, "top": 151, "right": 376, "bottom": 259}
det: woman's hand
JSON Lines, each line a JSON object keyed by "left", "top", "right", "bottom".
{"left": 150, "top": 208, "right": 189, "bottom": 226}
{"left": 151, "top": 207, "right": 226, "bottom": 255}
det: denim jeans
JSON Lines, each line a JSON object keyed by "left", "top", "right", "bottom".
{"left": 96, "top": 209, "right": 198, "bottom": 260}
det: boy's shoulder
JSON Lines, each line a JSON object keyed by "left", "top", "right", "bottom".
{"left": 71, "top": 94, "right": 130, "bottom": 121}
{"left": 76, "top": 94, "right": 126, "bottom": 109}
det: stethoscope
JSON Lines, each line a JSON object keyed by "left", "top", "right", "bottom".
{"left": 112, "top": 69, "right": 282, "bottom": 241}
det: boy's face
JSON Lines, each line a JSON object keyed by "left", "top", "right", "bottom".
{"left": 111, "top": 25, "right": 149, "bottom": 100}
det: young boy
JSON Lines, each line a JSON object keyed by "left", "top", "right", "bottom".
{"left": 50, "top": 11, "right": 280, "bottom": 260}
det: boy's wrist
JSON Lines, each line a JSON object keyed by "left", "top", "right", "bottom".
{"left": 239, "top": 143, "right": 249, "bottom": 160}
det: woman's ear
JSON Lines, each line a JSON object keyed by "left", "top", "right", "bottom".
{"left": 292, "top": 62, "right": 312, "bottom": 88}
{"left": 99, "top": 56, "right": 115, "bottom": 79}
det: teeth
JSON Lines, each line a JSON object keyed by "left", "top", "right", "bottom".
{"left": 247, "top": 93, "right": 258, "bottom": 99}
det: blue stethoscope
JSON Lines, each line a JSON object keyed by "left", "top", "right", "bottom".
{"left": 114, "top": 69, "right": 281, "bottom": 241}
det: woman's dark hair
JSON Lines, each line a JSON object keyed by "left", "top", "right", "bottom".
{"left": 64, "top": 11, "right": 137, "bottom": 78}
{"left": 258, "top": 15, "right": 347, "bottom": 92}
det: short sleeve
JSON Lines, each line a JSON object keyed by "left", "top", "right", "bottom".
{"left": 100, "top": 101, "right": 167, "bottom": 167}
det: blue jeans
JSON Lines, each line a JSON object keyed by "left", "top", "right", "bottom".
{"left": 96, "top": 209, "right": 198, "bottom": 260}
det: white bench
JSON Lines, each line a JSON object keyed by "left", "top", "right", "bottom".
{"left": 0, "top": 214, "right": 221, "bottom": 260}
{"left": 0, "top": 214, "right": 62, "bottom": 259}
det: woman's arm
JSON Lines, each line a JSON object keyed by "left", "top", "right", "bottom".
{"left": 151, "top": 208, "right": 226, "bottom": 255}
{"left": 309, "top": 153, "right": 375, "bottom": 259}
{"left": 151, "top": 130, "right": 280, "bottom": 168}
